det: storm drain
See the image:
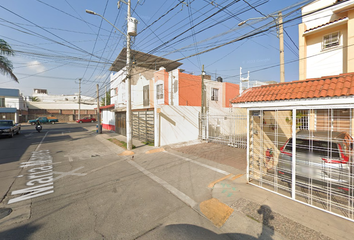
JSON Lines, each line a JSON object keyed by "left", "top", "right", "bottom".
{"left": 0, "top": 208, "right": 12, "bottom": 219}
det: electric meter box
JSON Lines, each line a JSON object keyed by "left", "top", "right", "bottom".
{"left": 127, "top": 17, "right": 138, "bottom": 36}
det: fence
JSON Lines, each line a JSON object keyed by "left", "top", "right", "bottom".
{"left": 200, "top": 111, "right": 248, "bottom": 149}
{"left": 132, "top": 110, "right": 154, "bottom": 142}
{"left": 249, "top": 108, "right": 354, "bottom": 221}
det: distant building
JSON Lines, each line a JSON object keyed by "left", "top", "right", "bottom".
{"left": 299, "top": 0, "right": 354, "bottom": 80}
{"left": 0, "top": 88, "right": 28, "bottom": 123}
{"left": 27, "top": 89, "right": 96, "bottom": 122}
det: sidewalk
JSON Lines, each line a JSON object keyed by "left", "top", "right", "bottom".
{"left": 95, "top": 128, "right": 352, "bottom": 240}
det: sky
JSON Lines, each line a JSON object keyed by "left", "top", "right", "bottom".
{"left": 0, "top": 0, "right": 313, "bottom": 99}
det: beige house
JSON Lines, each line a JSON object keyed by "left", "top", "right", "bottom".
{"left": 299, "top": 0, "right": 354, "bottom": 80}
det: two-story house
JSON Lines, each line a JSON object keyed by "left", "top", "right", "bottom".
{"left": 299, "top": 0, "right": 354, "bottom": 80}
{"left": 0, "top": 88, "right": 28, "bottom": 123}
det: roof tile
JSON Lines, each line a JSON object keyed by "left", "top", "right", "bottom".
{"left": 231, "top": 72, "right": 354, "bottom": 104}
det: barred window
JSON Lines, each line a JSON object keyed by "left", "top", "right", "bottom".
{"left": 211, "top": 88, "right": 219, "bottom": 101}
{"left": 0, "top": 98, "right": 4, "bottom": 107}
{"left": 157, "top": 84, "right": 163, "bottom": 100}
{"left": 143, "top": 85, "right": 149, "bottom": 106}
{"left": 323, "top": 32, "right": 339, "bottom": 50}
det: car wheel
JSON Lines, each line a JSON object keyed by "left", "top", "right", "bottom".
{"left": 51, "top": 121, "right": 55, "bottom": 124}
{"left": 9, "top": 131, "right": 14, "bottom": 138}
{"left": 91, "top": 120, "right": 94, "bottom": 123}
{"left": 16, "top": 129, "right": 20, "bottom": 135}
{"left": 79, "top": 121, "right": 82, "bottom": 123}
{"left": 31, "top": 122, "right": 35, "bottom": 125}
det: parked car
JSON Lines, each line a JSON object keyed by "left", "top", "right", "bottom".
{"left": 28, "top": 117, "right": 58, "bottom": 125}
{"left": 0, "top": 120, "right": 21, "bottom": 138}
{"left": 278, "top": 130, "right": 354, "bottom": 192}
{"left": 76, "top": 117, "right": 96, "bottom": 123}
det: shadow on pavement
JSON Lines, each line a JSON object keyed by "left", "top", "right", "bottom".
{"left": 0, "top": 223, "right": 41, "bottom": 240}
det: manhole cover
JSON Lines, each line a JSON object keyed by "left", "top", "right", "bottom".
{"left": 0, "top": 208, "right": 12, "bottom": 219}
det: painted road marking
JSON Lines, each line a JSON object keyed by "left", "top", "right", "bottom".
{"left": 208, "top": 174, "right": 232, "bottom": 188}
{"left": 165, "top": 152, "right": 230, "bottom": 176}
{"left": 231, "top": 174, "right": 244, "bottom": 180}
{"left": 85, "top": 161, "right": 119, "bottom": 175}
{"left": 52, "top": 167, "right": 86, "bottom": 181}
{"left": 145, "top": 148, "right": 165, "bottom": 154}
{"left": 127, "top": 159, "right": 198, "bottom": 209}
{"left": 199, "top": 198, "right": 234, "bottom": 227}
{"left": 119, "top": 150, "right": 134, "bottom": 156}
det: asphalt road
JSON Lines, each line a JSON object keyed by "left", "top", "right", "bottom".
{"left": 0, "top": 123, "right": 241, "bottom": 239}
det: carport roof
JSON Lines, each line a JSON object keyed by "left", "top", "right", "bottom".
{"left": 109, "top": 48, "right": 183, "bottom": 72}
{"left": 231, "top": 72, "right": 354, "bottom": 103}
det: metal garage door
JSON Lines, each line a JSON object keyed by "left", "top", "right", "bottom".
{"left": 132, "top": 110, "right": 154, "bottom": 143}
{"left": 248, "top": 108, "right": 354, "bottom": 221}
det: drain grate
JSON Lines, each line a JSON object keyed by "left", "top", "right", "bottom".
{"left": 0, "top": 208, "right": 12, "bottom": 219}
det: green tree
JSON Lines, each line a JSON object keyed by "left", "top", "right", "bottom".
{"left": 101, "top": 91, "right": 111, "bottom": 106}
{"left": 0, "top": 39, "right": 18, "bottom": 83}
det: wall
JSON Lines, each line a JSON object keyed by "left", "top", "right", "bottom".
{"left": 156, "top": 105, "right": 200, "bottom": 146}
{"left": 305, "top": 24, "right": 347, "bottom": 78}
{"left": 223, "top": 82, "right": 239, "bottom": 107}
{"left": 178, "top": 71, "right": 201, "bottom": 106}
{"left": 101, "top": 109, "right": 115, "bottom": 131}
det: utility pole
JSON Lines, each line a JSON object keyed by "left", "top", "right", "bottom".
{"left": 78, "top": 78, "right": 81, "bottom": 120}
{"left": 200, "top": 65, "right": 205, "bottom": 139}
{"left": 97, "top": 84, "right": 102, "bottom": 134}
{"left": 126, "top": 0, "right": 132, "bottom": 150}
{"left": 278, "top": 12, "right": 285, "bottom": 83}
{"left": 105, "top": 85, "right": 107, "bottom": 106}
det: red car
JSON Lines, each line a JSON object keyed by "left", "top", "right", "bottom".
{"left": 76, "top": 117, "right": 96, "bottom": 123}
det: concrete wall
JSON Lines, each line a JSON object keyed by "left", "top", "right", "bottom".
{"left": 156, "top": 105, "right": 200, "bottom": 146}
{"left": 306, "top": 24, "right": 346, "bottom": 78}
{"left": 101, "top": 109, "right": 115, "bottom": 131}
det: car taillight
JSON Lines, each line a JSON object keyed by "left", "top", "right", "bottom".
{"left": 280, "top": 139, "right": 292, "bottom": 156}
{"left": 321, "top": 144, "right": 348, "bottom": 164}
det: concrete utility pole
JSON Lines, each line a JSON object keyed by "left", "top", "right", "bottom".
{"left": 200, "top": 65, "right": 205, "bottom": 139}
{"left": 278, "top": 12, "right": 285, "bottom": 83}
{"left": 78, "top": 78, "right": 81, "bottom": 120}
{"left": 97, "top": 84, "right": 102, "bottom": 134}
{"left": 126, "top": 0, "right": 132, "bottom": 150}
{"left": 105, "top": 85, "right": 107, "bottom": 106}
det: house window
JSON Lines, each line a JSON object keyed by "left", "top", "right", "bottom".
{"left": 211, "top": 88, "right": 219, "bottom": 101}
{"left": 157, "top": 84, "right": 163, "bottom": 100}
{"left": 323, "top": 32, "right": 339, "bottom": 50}
{"left": 0, "top": 98, "right": 5, "bottom": 107}
{"left": 143, "top": 85, "right": 149, "bottom": 106}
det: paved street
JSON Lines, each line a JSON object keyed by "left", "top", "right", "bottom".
{"left": 0, "top": 123, "right": 243, "bottom": 239}
{"left": 1, "top": 123, "right": 354, "bottom": 240}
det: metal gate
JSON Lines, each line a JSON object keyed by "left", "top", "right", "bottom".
{"left": 248, "top": 108, "right": 354, "bottom": 221}
{"left": 132, "top": 110, "right": 154, "bottom": 142}
{"left": 200, "top": 111, "right": 248, "bottom": 149}
{"left": 115, "top": 112, "right": 126, "bottom": 136}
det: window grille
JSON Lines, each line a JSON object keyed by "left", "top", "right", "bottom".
{"left": 323, "top": 32, "right": 339, "bottom": 50}
{"left": 211, "top": 88, "right": 219, "bottom": 101}
{"left": 156, "top": 84, "right": 163, "bottom": 100}
{"left": 143, "top": 85, "right": 149, "bottom": 106}
{"left": 0, "top": 98, "right": 5, "bottom": 107}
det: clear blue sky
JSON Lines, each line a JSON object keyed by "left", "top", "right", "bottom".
{"left": 0, "top": 0, "right": 312, "bottom": 99}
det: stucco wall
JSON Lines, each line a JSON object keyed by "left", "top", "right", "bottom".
{"left": 157, "top": 105, "right": 199, "bottom": 146}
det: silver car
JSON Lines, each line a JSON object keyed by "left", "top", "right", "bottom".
{"left": 278, "top": 130, "right": 354, "bottom": 192}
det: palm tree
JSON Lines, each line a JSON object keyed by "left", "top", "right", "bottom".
{"left": 0, "top": 39, "right": 18, "bottom": 82}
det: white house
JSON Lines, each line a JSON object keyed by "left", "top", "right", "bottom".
{"left": 0, "top": 88, "right": 28, "bottom": 123}
{"left": 299, "top": 0, "right": 354, "bottom": 80}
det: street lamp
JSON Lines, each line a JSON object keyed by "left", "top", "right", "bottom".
{"left": 86, "top": 3, "right": 134, "bottom": 150}
{"left": 85, "top": 9, "right": 127, "bottom": 37}
{"left": 238, "top": 12, "right": 284, "bottom": 83}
